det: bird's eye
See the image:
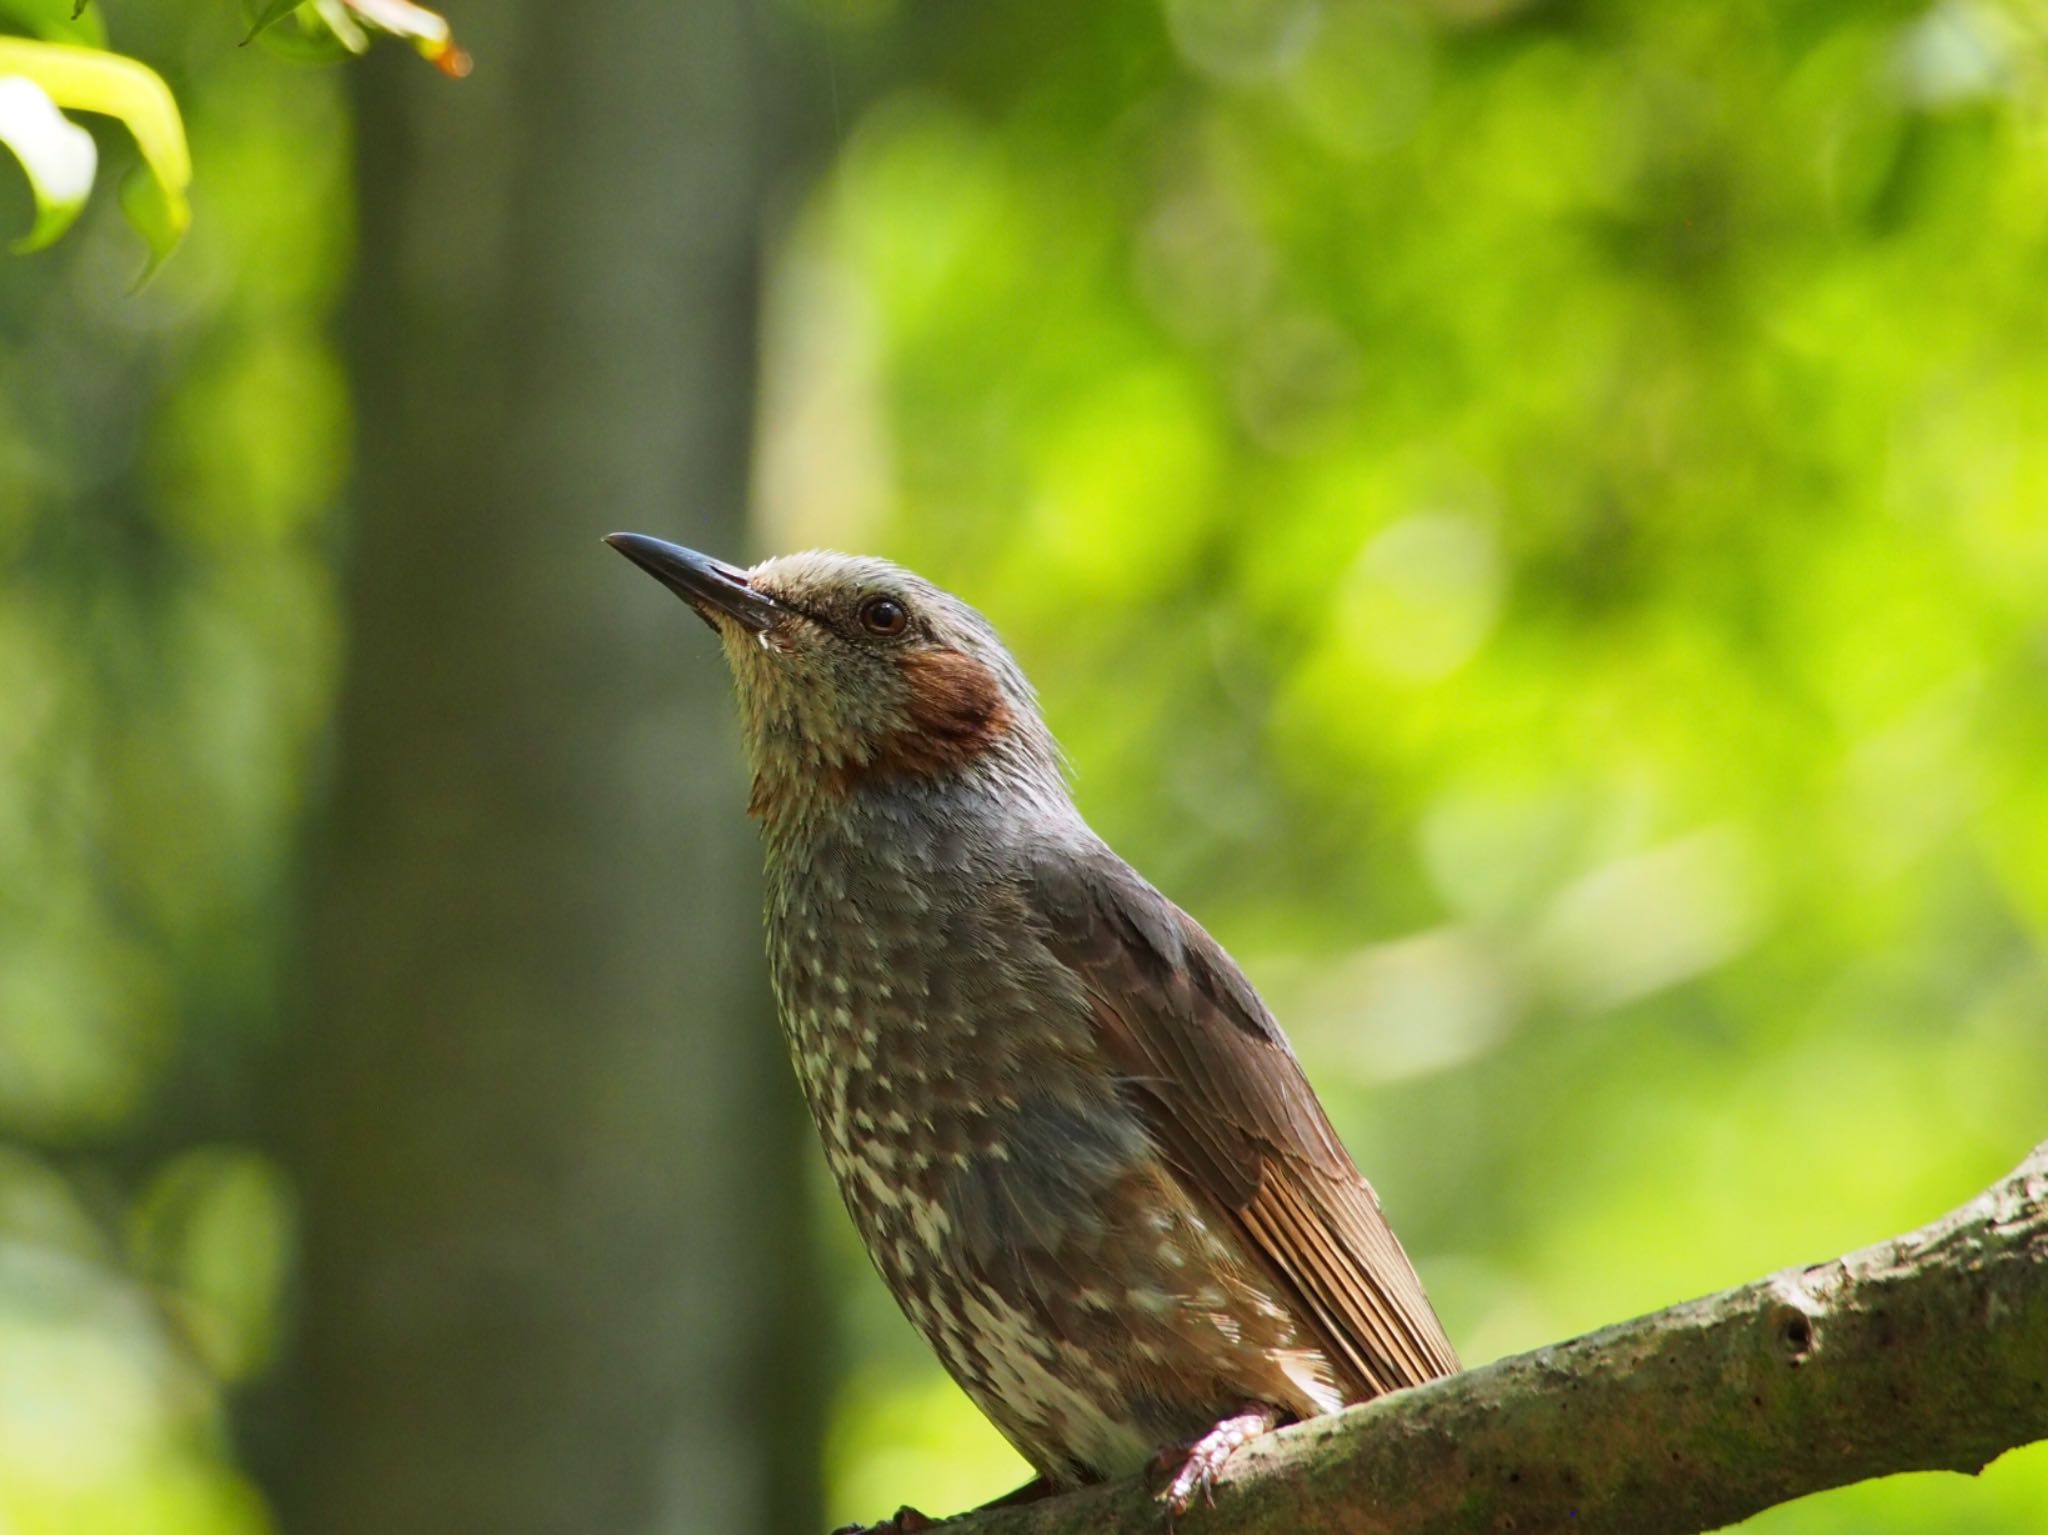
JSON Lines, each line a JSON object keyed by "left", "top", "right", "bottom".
{"left": 859, "top": 596, "right": 909, "bottom": 637}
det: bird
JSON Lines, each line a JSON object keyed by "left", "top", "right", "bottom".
{"left": 605, "top": 533, "right": 1459, "bottom": 1529}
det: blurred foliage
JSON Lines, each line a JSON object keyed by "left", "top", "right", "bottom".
{"left": 2, "top": 1, "right": 2047, "bottom": 1533}
{"left": 0, "top": 0, "right": 347, "bottom": 1527}
{"left": 762, "top": 0, "right": 2048, "bottom": 1527}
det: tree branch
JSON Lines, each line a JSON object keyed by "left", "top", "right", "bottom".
{"left": 940, "top": 1138, "right": 2048, "bottom": 1535}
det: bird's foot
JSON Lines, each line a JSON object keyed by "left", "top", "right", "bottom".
{"left": 1154, "top": 1404, "right": 1284, "bottom": 1524}
{"left": 829, "top": 1506, "right": 933, "bottom": 1535}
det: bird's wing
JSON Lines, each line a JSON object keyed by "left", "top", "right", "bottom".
{"left": 1024, "top": 840, "right": 1459, "bottom": 1397}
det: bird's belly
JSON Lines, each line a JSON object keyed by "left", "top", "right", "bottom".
{"left": 816, "top": 1116, "right": 1345, "bottom": 1484}
{"left": 771, "top": 917, "right": 1345, "bottom": 1480}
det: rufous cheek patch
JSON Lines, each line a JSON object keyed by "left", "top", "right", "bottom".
{"left": 858, "top": 648, "right": 1013, "bottom": 786}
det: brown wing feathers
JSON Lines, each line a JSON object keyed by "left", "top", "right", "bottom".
{"left": 1029, "top": 844, "right": 1460, "bottom": 1400}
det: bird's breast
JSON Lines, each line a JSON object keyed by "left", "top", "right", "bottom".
{"left": 767, "top": 850, "right": 1138, "bottom": 1271}
{"left": 760, "top": 829, "right": 1346, "bottom": 1480}
{"left": 764, "top": 846, "right": 1118, "bottom": 1248}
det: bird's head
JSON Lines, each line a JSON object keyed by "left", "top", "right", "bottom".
{"left": 607, "top": 534, "right": 1059, "bottom": 822}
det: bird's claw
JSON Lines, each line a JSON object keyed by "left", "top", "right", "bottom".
{"left": 829, "top": 1506, "right": 933, "bottom": 1535}
{"left": 1155, "top": 1405, "right": 1283, "bottom": 1526}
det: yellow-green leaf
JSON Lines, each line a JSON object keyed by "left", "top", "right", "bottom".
{"left": 0, "top": 72, "right": 93, "bottom": 250}
{"left": 309, "top": 0, "right": 370, "bottom": 53}
{"left": 0, "top": 0, "right": 107, "bottom": 48}
{"left": 0, "top": 36, "right": 188, "bottom": 265}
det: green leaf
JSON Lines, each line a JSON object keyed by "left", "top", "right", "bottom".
{"left": 244, "top": 0, "right": 468, "bottom": 75}
{"left": 242, "top": 0, "right": 360, "bottom": 64}
{"left": 242, "top": 0, "right": 306, "bottom": 45}
{"left": 0, "top": 71, "right": 93, "bottom": 250}
{"left": 0, "top": 36, "right": 189, "bottom": 266}
{"left": 116, "top": 156, "right": 179, "bottom": 276}
{"left": 0, "top": 0, "right": 106, "bottom": 47}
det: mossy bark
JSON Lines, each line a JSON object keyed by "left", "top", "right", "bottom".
{"left": 944, "top": 1139, "right": 2048, "bottom": 1535}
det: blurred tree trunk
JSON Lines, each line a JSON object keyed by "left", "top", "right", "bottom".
{"left": 273, "top": 7, "right": 825, "bottom": 1534}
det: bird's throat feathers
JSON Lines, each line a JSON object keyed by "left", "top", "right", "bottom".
{"left": 741, "top": 644, "right": 1037, "bottom": 823}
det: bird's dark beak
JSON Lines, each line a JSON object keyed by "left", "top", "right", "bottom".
{"left": 604, "top": 533, "right": 784, "bottom": 633}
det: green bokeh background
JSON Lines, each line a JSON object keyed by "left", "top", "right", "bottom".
{"left": 3, "top": 0, "right": 2046, "bottom": 1531}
